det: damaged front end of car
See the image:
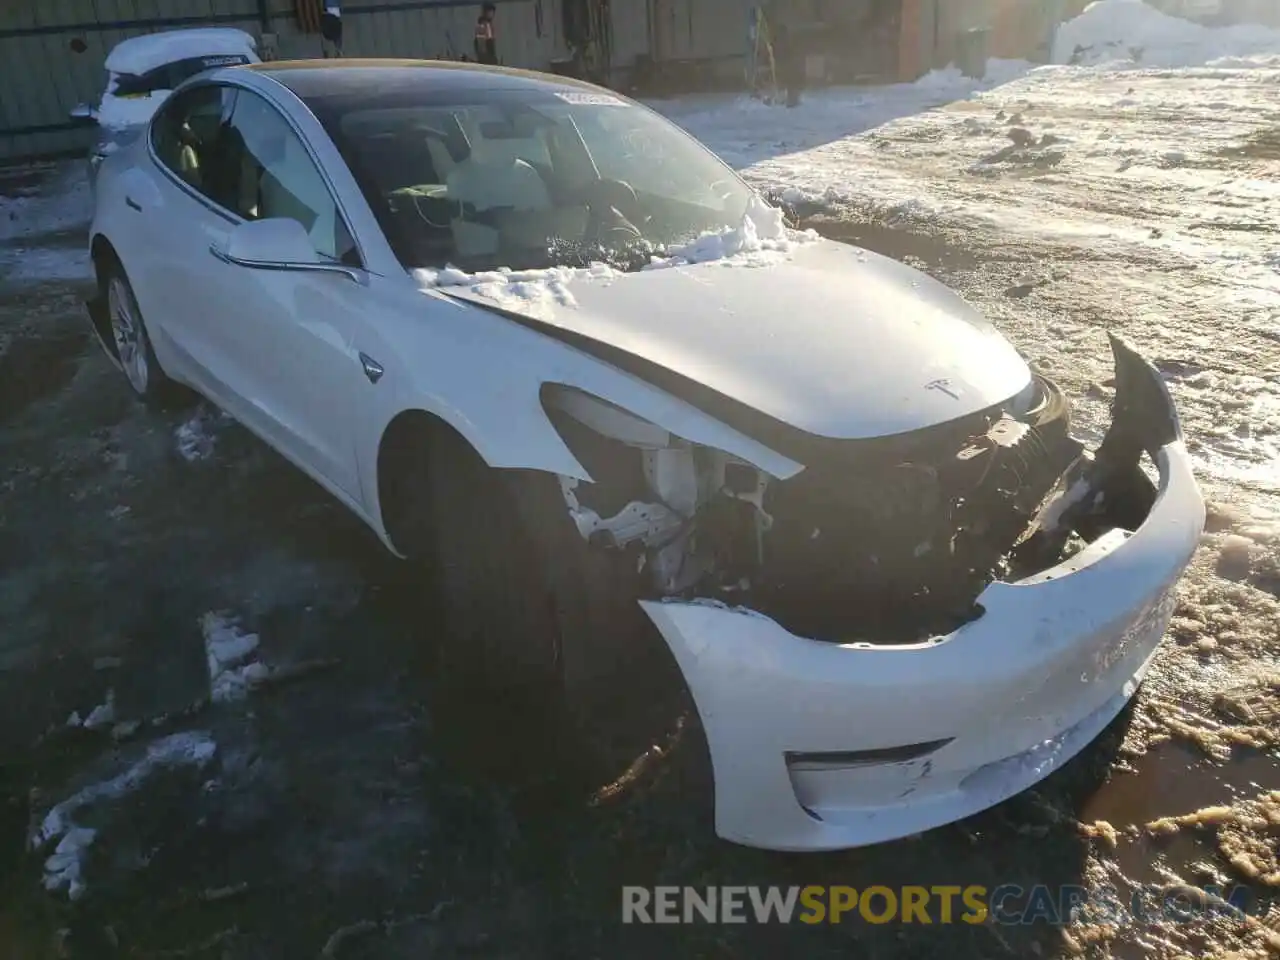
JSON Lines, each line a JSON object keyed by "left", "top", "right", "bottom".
{"left": 542, "top": 334, "right": 1171, "bottom": 646}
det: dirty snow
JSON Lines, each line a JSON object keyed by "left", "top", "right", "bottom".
{"left": 0, "top": 243, "right": 92, "bottom": 285}
{"left": 676, "top": 22, "right": 1280, "bottom": 496}
{"left": 201, "top": 612, "right": 268, "bottom": 703}
{"left": 174, "top": 405, "right": 234, "bottom": 462}
{"left": 661, "top": 11, "right": 1280, "bottom": 955}
{"left": 3, "top": 7, "right": 1279, "bottom": 952}
{"left": 30, "top": 731, "right": 217, "bottom": 900}
{"left": 0, "top": 166, "right": 91, "bottom": 242}
{"left": 654, "top": 59, "right": 1035, "bottom": 182}
{"left": 1053, "top": 0, "right": 1280, "bottom": 68}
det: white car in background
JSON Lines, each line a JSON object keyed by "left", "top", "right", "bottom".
{"left": 71, "top": 27, "right": 259, "bottom": 190}
{"left": 83, "top": 60, "right": 1205, "bottom": 852}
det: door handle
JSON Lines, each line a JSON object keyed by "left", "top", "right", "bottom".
{"left": 125, "top": 196, "right": 142, "bottom": 212}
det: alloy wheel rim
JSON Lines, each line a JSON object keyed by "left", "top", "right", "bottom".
{"left": 108, "top": 279, "right": 149, "bottom": 394}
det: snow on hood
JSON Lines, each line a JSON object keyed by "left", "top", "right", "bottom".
{"left": 426, "top": 224, "right": 1030, "bottom": 440}
{"left": 1053, "top": 0, "right": 1280, "bottom": 68}
{"left": 413, "top": 197, "right": 818, "bottom": 319}
{"left": 104, "top": 27, "right": 257, "bottom": 75}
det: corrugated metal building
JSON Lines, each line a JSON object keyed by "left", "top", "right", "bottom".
{"left": 1, "top": 0, "right": 582, "bottom": 161}
{"left": 1, "top": 0, "right": 766, "bottom": 162}
{"left": 1, "top": 0, "right": 1077, "bottom": 163}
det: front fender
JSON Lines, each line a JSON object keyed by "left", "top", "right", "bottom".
{"left": 353, "top": 286, "right": 803, "bottom": 547}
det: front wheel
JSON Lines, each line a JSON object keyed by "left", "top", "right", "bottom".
{"left": 406, "top": 426, "right": 662, "bottom": 716}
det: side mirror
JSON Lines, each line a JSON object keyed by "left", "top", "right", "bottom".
{"left": 211, "top": 218, "right": 360, "bottom": 281}
{"left": 70, "top": 103, "right": 98, "bottom": 124}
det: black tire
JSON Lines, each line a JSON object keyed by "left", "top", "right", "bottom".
{"left": 399, "top": 425, "right": 670, "bottom": 735}
{"left": 393, "top": 424, "right": 712, "bottom": 808}
{"left": 101, "top": 259, "right": 187, "bottom": 408}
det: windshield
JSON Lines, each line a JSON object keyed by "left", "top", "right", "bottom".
{"left": 314, "top": 88, "right": 756, "bottom": 273}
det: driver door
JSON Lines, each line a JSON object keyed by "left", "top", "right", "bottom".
{"left": 194, "top": 88, "right": 370, "bottom": 501}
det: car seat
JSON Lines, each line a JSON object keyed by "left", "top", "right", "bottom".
{"left": 446, "top": 153, "right": 553, "bottom": 259}
{"left": 177, "top": 120, "right": 202, "bottom": 188}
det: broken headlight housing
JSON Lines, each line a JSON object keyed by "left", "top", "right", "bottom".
{"left": 543, "top": 385, "right": 775, "bottom": 597}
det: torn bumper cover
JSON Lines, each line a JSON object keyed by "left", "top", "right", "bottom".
{"left": 639, "top": 337, "right": 1206, "bottom": 852}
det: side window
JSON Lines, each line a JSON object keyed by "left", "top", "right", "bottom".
{"left": 150, "top": 85, "right": 236, "bottom": 196}
{"left": 224, "top": 90, "right": 359, "bottom": 264}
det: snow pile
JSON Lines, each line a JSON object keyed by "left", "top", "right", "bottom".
{"left": 175, "top": 406, "right": 233, "bottom": 462}
{"left": 415, "top": 261, "right": 616, "bottom": 319}
{"left": 98, "top": 90, "right": 170, "bottom": 130}
{"left": 1053, "top": 0, "right": 1280, "bottom": 68}
{"left": 654, "top": 59, "right": 1033, "bottom": 177}
{"left": 65, "top": 690, "right": 116, "bottom": 731}
{"left": 415, "top": 200, "right": 815, "bottom": 313}
{"left": 202, "top": 612, "right": 268, "bottom": 703}
{"left": 30, "top": 731, "right": 217, "bottom": 900}
{"left": 915, "top": 58, "right": 1035, "bottom": 91}
{"left": 644, "top": 201, "right": 818, "bottom": 270}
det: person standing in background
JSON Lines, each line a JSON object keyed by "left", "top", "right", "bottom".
{"left": 768, "top": 3, "right": 803, "bottom": 108}
{"left": 474, "top": 3, "right": 499, "bottom": 64}
{"left": 320, "top": 2, "right": 343, "bottom": 57}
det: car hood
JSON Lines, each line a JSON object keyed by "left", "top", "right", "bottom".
{"left": 444, "top": 239, "right": 1032, "bottom": 440}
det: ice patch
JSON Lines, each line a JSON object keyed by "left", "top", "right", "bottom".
{"left": 201, "top": 612, "right": 266, "bottom": 703}
{"left": 0, "top": 244, "right": 93, "bottom": 284}
{"left": 0, "top": 166, "right": 91, "bottom": 242}
{"left": 30, "top": 731, "right": 217, "bottom": 900}
{"left": 175, "top": 406, "right": 232, "bottom": 462}
{"left": 1053, "top": 0, "right": 1280, "bottom": 69}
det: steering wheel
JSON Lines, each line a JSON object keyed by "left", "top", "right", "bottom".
{"left": 581, "top": 178, "right": 644, "bottom": 245}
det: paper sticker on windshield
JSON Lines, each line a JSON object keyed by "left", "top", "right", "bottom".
{"left": 554, "top": 91, "right": 626, "bottom": 106}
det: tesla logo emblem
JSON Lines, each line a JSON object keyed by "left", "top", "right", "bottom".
{"left": 925, "top": 378, "right": 960, "bottom": 400}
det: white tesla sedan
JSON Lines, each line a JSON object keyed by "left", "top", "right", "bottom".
{"left": 85, "top": 60, "right": 1205, "bottom": 852}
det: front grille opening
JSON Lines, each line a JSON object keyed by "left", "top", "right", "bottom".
{"left": 785, "top": 737, "right": 955, "bottom": 771}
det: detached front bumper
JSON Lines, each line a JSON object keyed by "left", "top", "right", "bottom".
{"left": 640, "top": 337, "right": 1206, "bottom": 852}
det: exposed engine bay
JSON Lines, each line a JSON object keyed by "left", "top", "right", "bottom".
{"left": 543, "top": 371, "right": 1150, "bottom": 644}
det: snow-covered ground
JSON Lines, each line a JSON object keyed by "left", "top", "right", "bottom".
{"left": 662, "top": 0, "right": 1280, "bottom": 500}
{"left": 656, "top": 6, "right": 1280, "bottom": 954}
{"left": 3, "top": 3, "right": 1277, "bottom": 956}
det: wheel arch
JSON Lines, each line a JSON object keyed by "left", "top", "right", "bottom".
{"left": 87, "top": 233, "right": 123, "bottom": 362}
{"left": 369, "top": 391, "right": 597, "bottom": 557}
{"left": 376, "top": 409, "right": 456, "bottom": 557}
